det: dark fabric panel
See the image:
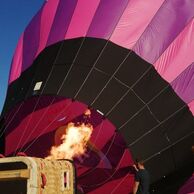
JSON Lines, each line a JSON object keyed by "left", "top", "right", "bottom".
{"left": 55, "top": 37, "right": 83, "bottom": 64}
{"left": 115, "top": 51, "right": 151, "bottom": 87}
{"left": 92, "top": 78, "right": 128, "bottom": 115}
{"left": 149, "top": 133, "right": 194, "bottom": 193}
{"left": 25, "top": 42, "right": 62, "bottom": 97}
{"left": 129, "top": 125, "right": 169, "bottom": 160}
{"left": 2, "top": 64, "right": 37, "bottom": 115}
{"left": 172, "top": 133, "right": 194, "bottom": 168}
{"left": 31, "top": 41, "right": 62, "bottom": 80}
{"left": 133, "top": 67, "right": 168, "bottom": 103}
{"left": 119, "top": 107, "right": 158, "bottom": 145}
{"left": 26, "top": 39, "right": 83, "bottom": 97}
{"left": 18, "top": 63, "right": 37, "bottom": 97}
{"left": 43, "top": 64, "right": 71, "bottom": 95}
{"left": 58, "top": 65, "right": 92, "bottom": 98}
{"left": 162, "top": 107, "right": 194, "bottom": 143}
{"left": 75, "top": 69, "right": 110, "bottom": 105}
{"left": 148, "top": 87, "right": 185, "bottom": 122}
{"left": 145, "top": 148, "right": 175, "bottom": 183}
{"left": 74, "top": 38, "right": 107, "bottom": 67}
{"left": 150, "top": 163, "right": 193, "bottom": 194}
{"left": 2, "top": 81, "right": 20, "bottom": 115}
{"left": 95, "top": 41, "right": 129, "bottom": 75}
{"left": 108, "top": 91, "right": 144, "bottom": 128}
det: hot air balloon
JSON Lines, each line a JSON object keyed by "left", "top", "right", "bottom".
{"left": 0, "top": 0, "right": 194, "bottom": 193}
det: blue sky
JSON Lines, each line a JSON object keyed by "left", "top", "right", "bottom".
{"left": 0, "top": 0, "right": 44, "bottom": 113}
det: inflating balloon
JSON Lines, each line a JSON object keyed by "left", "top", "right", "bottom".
{"left": 0, "top": 0, "right": 194, "bottom": 193}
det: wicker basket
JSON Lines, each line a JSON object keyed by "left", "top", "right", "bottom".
{"left": 0, "top": 157, "right": 76, "bottom": 194}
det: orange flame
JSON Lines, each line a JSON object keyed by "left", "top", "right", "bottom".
{"left": 46, "top": 122, "right": 93, "bottom": 160}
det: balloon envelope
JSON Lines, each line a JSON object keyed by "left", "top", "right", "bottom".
{"left": 1, "top": 0, "right": 194, "bottom": 193}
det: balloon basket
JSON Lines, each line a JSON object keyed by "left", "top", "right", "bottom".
{"left": 0, "top": 156, "right": 76, "bottom": 194}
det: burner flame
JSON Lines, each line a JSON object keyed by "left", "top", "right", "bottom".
{"left": 46, "top": 121, "right": 93, "bottom": 160}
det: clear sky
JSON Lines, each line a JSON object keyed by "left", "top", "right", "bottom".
{"left": 0, "top": 0, "right": 44, "bottom": 113}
